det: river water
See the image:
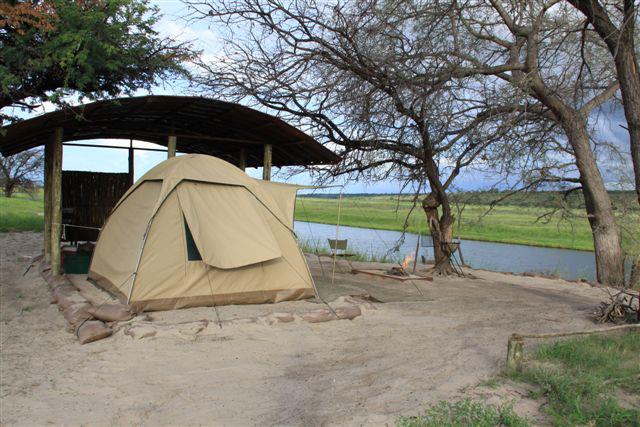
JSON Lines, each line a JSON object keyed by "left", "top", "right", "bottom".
{"left": 294, "top": 221, "right": 598, "bottom": 281}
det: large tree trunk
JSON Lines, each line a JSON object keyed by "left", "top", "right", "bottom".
{"left": 4, "top": 182, "right": 15, "bottom": 198}
{"left": 422, "top": 193, "right": 455, "bottom": 275}
{"left": 567, "top": 0, "right": 640, "bottom": 205}
{"left": 566, "top": 119, "right": 625, "bottom": 286}
{"left": 630, "top": 255, "right": 640, "bottom": 290}
{"left": 614, "top": 45, "right": 640, "bottom": 206}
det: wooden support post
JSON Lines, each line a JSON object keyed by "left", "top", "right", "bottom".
{"left": 505, "top": 334, "right": 524, "bottom": 373}
{"left": 43, "top": 139, "right": 53, "bottom": 261}
{"left": 262, "top": 144, "right": 272, "bottom": 181}
{"left": 50, "top": 127, "right": 63, "bottom": 276}
{"left": 167, "top": 135, "right": 177, "bottom": 159}
{"left": 457, "top": 243, "right": 466, "bottom": 266}
{"left": 412, "top": 233, "right": 420, "bottom": 274}
{"left": 238, "top": 147, "right": 247, "bottom": 171}
{"left": 128, "top": 139, "right": 134, "bottom": 186}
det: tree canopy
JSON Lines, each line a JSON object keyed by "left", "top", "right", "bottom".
{"left": 0, "top": 0, "right": 196, "bottom": 122}
{"left": 188, "top": 0, "right": 631, "bottom": 284}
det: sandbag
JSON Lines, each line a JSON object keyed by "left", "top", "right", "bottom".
{"left": 334, "top": 305, "right": 362, "bottom": 320}
{"left": 77, "top": 321, "right": 112, "bottom": 344}
{"left": 300, "top": 306, "right": 362, "bottom": 323}
{"left": 52, "top": 285, "right": 87, "bottom": 311}
{"left": 88, "top": 304, "right": 134, "bottom": 322}
{"left": 259, "top": 312, "right": 295, "bottom": 326}
{"left": 62, "top": 303, "right": 93, "bottom": 326}
{"left": 300, "top": 308, "right": 338, "bottom": 323}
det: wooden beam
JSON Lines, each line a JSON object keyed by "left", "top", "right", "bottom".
{"left": 65, "top": 131, "right": 272, "bottom": 145}
{"left": 128, "top": 139, "right": 134, "bottom": 186}
{"left": 238, "top": 148, "right": 247, "bottom": 171}
{"left": 50, "top": 127, "right": 63, "bottom": 276}
{"left": 262, "top": 144, "right": 272, "bottom": 181}
{"left": 63, "top": 142, "right": 168, "bottom": 153}
{"left": 43, "top": 137, "right": 53, "bottom": 262}
{"left": 167, "top": 135, "right": 177, "bottom": 158}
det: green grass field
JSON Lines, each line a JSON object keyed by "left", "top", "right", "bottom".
{"left": 400, "top": 332, "right": 640, "bottom": 427}
{"left": 295, "top": 195, "right": 640, "bottom": 253}
{"left": 510, "top": 331, "right": 640, "bottom": 426}
{"left": 1, "top": 190, "right": 638, "bottom": 253}
{"left": 0, "top": 191, "right": 45, "bottom": 233}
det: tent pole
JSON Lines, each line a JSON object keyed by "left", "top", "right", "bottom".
{"left": 50, "top": 127, "right": 63, "bottom": 276}
{"left": 331, "top": 191, "right": 343, "bottom": 286}
{"left": 127, "top": 217, "right": 154, "bottom": 304}
{"left": 262, "top": 144, "right": 272, "bottom": 180}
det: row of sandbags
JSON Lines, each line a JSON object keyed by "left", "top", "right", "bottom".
{"left": 121, "top": 295, "right": 376, "bottom": 340}
{"left": 40, "top": 263, "right": 134, "bottom": 344}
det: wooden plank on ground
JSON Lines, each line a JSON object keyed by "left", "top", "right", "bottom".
{"left": 352, "top": 269, "right": 434, "bottom": 282}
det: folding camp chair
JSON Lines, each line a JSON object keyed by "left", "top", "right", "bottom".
{"left": 416, "top": 234, "right": 435, "bottom": 266}
{"left": 441, "top": 240, "right": 464, "bottom": 275}
{"left": 418, "top": 234, "right": 464, "bottom": 275}
{"left": 321, "top": 239, "right": 356, "bottom": 273}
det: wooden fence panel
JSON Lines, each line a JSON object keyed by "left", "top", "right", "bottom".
{"left": 62, "top": 171, "right": 130, "bottom": 242}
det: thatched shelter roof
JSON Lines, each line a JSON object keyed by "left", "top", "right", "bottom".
{"left": 0, "top": 95, "right": 339, "bottom": 167}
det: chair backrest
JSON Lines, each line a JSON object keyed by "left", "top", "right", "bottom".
{"left": 420, "top": 234, "right": 434, "bottom": 247}
{"left": 444, "top": 241, "right": 460, "bottom": 252}
{"left": 327, "top": 239, "right": 348, "bottom": 251}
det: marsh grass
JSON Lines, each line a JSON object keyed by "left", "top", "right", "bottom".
{"left": 298, "top": 238, "right": 395, "bottom": 263}
{"left": 509, "top": 331, "right": 640, "bottom": 426}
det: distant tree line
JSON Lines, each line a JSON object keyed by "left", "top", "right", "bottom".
{"left": 299, "top": 191, "right": 638, "bottom": 210}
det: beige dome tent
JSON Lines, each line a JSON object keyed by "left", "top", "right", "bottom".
{"left": 88, "top": 154, "right": 316, "bottom": 311}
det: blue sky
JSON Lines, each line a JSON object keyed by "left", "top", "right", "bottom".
{"left": 13, "top": 0, "right": 636, "bottom": 193}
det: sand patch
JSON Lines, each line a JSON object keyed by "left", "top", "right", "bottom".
{"left": 0, "top": 232, "right": 610, "bottom": 426}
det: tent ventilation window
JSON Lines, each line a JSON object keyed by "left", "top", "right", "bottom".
{"left": 183, "top": 217, "right": 202, "bottom": 261}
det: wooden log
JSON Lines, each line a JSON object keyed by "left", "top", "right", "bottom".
{"left": 513, "top": 323, "right": 640, "bottom": 339}
{"left": 262, "top": 143, "right": 272, "bottom": 181}
{"left": 50, "top": 127, "right": 63, "bottom": 276}
{"left": 238, "top": 147, "right": 247, "bottom": 171}
{"left": 505, "top": 334, "right": 524, "bottom": 373}
{"left": 505, "top": 324, "right": 640, "bottom": 374}
{"left": 43, "top": 138, "right": 53, "bottom": 262}
{"left": 167, "top": 135, "right": 177, "bottom": 158}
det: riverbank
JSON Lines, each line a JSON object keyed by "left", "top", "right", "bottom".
{"left": 295, "top": 196, "right": 640, "bottom": 253}
{"left": 295, "top": 221, "right": 603, "bottom": 282}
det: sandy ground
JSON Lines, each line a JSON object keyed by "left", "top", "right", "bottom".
{"left": 0, "top": 232, "right": 610, "bottom": 426}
